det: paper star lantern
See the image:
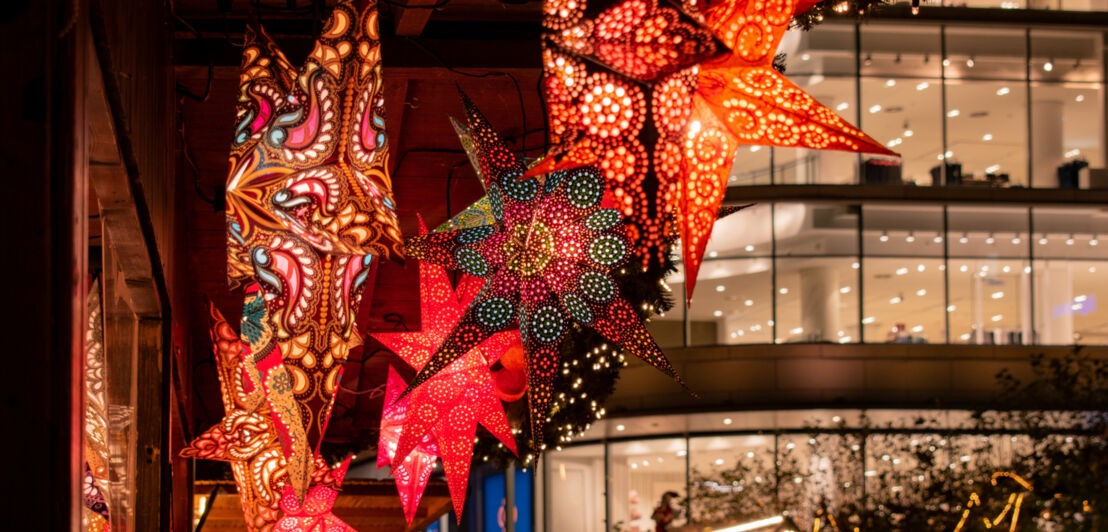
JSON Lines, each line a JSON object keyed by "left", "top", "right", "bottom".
{"left": 372, "top": 221, "right": 519, "bottom": 519}
{"left": 223, "top": 0, "right": 394, "bottom": 499}
{"left": 83, "top": 280, "right": 111, "bottom": 527}
{"left": 181, "top": 291, "right": 346, "bottom": 531}
{"left": 402, "top": 93, "right": 687, "bottom": 440}
{"left": 275, "top": 457, "right": 356, "bottom": 532}
{"left": 377, "top": 367, "right": 442, "bottom": 526}
{"left": 538, "top": 0, "right": 895, "bottom": 303}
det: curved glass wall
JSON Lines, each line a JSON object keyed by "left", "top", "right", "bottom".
{"left": 729, "top": 22, "right": 1104, "bottom": 188}
{"left": 542, "top": 409, "right": 1098, "bottom": 532}
{"left": 650, "top": 202, "right": 1108, "bottom": 346}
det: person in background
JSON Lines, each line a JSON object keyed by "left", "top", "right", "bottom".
{"left": 651, "top": 491, "right": 680, "bottom": 532}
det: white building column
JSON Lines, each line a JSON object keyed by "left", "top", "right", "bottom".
{"left": 1031, "top": 99, "right": 1064, "bottom": 188}
{"left": 1034, "top": 261, "right": 1075, "bottom": 344}
{"left": 800, "top": 266, "right": 840, "bottom": 342}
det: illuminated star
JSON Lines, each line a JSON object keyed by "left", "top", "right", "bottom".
{"left": 275, "top": 457, "right": 356, "bottom": 532}
{"left": 376, "top": 367, "right": 441, "bottom": 527}
{"left": 537, "top": 0, "right": 895, "bottom": 303}
{"left": 402, "top": 92, "right": 688, "bottom": 442}
{"left": 372, "top": 220, "right": 520, "bottom": 519}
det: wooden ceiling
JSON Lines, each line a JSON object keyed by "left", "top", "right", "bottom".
{"left": 174, "top": 0, "right": 548, "bottom": 483}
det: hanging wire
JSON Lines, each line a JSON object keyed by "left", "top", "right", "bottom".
{"left": 169, "top": 0, "right": 213, "bottom": 102}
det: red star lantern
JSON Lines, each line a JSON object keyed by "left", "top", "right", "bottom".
{"left": 275, "top": 457, "right": 356, "bottom": 532}
{"left": 538, "top": 0, "right": 896, "bottom": 303}
{"left": 376, "top": 367, "right": 440, "bottom": 526}
{"left": 402, "top": 93, "right": 687, "bottom": 443}
{"left": 372, "top": 221, "right": 520, "bottom": 520}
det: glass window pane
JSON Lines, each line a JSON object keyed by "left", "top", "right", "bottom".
{"left": 1030, "top": 29, "right": 1103, "bottom": 83}
{"left": 728, "top": 143, "right": 772, "bottom": 186}
{"left": 860, "top": 77, "right": 942, "bottom": 185}
{"left": 608, "top": 439, "right": 688, "bottom": 531}
{"left": 944, "top": 27, "right": 1028, "bottom": 81}
{"left": 546, "top": 445, "right": 606, "bottom": 532}
{"left": 863, "top": 257, "right": 946, "bottom": 343}
{"left": 775, "top": 202, "right": 859, "bottom": 257}
{"left": 647, "top": 264, "right": 685, "bottom": 348}
{"left": 776, "top": 257, "right": 860, "bottom": 343}
{"left": 1032, "top": 207, "right": 1108, "bottom": 345}
{"left": 863, "top": 205, "right": 944, "bottom": 257}
{"left": 687, "top": 258, "right": 773, "bottom": 345}
{"left": 782, "top": 23, "right": 857, "bottom": 76}
{"left": 1073, "top": 260, "right": 1108, "bottom": 345}
{"left": 1032, "top": 207, "right": 1108, "bottom": 260}
{"left": 948, "top": 206, "right": 1032, "bottom": 345}
{"left": 688, "top": 435, "right": 776, "bottom": 526}
{"left": 945, "top": 80, "right": 1029, "bottom": 187}
{"left": 861, "top": 24, "right": 942, "bottom": 78}
{"left": 1029, "top": 82, "right": 1104, "bottom": 188}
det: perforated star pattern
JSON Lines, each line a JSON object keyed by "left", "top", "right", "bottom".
{"left": 274, "top": 457, "right": 356, "bottom": 532}
{"left": 376, "top": 367, "right": 441, "bottom": 526}
{"left": 402, "top": 93, "right": 687, "bottom": 441}
{"left": 372, "top": 222, "right": 519, "bottom": 519}
{"left": 539, "top": 0, "right": 895, "bottom": 303}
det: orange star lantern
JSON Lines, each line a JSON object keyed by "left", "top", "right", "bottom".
{"left": 372, "top": 219, "right": 520, "bottom": 520}
{"left": 539, "top": 0, "right": 896, "bottom": 303}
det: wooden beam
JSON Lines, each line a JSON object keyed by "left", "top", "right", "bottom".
{"left": 392, "top": 0, "right": 441, "bottom": 37}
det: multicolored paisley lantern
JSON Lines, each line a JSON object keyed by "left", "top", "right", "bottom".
{"left": 222, "top": 0, "right": 400, "bottom": 500}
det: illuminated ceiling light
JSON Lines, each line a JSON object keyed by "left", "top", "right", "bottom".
{"left": 862, "top": 316, "right": 876, "bottom": 324}
{"left": 959, "top": 264, "right": 969, "bottom": 272}
{"left": 836, "top": 102, "right": 850, "bottom": 111}
{"left": 1038, "top": 235, "right": 1048, "bottom": 245}
{"left": 916, "top": 289, "right": 927, "bottom": 296}
{"left": 1043, "top": 59, "right": 1054, "bottom": 72}
{"left": 1066, "top": 234, "right": 1075, "bottom": 246}
{"left": 986, "top": 164, "right": 1000, "bottom": 174}
{"left": 745, "top": 244, "right": 755, "bottom": 252}
{"left": 985, "top": 233, "right": 996, "bottom": 245}
{"left": 708, "top": 250, "right": 719, "bottom": 258}
{"left": 1011, "top": 235, "right": 1021, "bottom": 245}
{"left": 744, "top": 299, "right": 754, "bottom": 307}
{"left": 869, "top": 104, "right": 883, "bottom": 114}
{"left": 991, "top": 291, "right": 1004, "bottom": 299}
{"left": 942, "top": 58, "right": 951, "bottom": 67}
{"left": 1065, "top": 149, "right": 1080, "bottom": 158}
{"left": 839, "top": 336, "right": 853, "bottom": 343}
{"left": 915, "top": 81, "right": 929, "bottom": 91}
{"left": 982, "top": 133, "right": 993, "bottom": 141}
{"left": 790, "top": 327, "right": 804, "bottom": 335}
{"left": 616, "top": 424, "right": 625, "bottom": 431}
{"left": 1075, "top": 94, "right": 1085, "bottom": 102}
{"left": 713, "top": 310, "right": 724, "bottom": 317}
{"left": 906, "top": 231, "right": 916, "bottom": 243}
{"left": 879, "top": 231, "right": 889, "bottom": 242}
{"left": 947, "top": 305, "right": 956, "bottom": 312}
{"left": 896, "top": 267, "right": 908, "bottom": 275}
{"left": 966, "top": 56, "right": 975, "bottom": 68}
{"left": 714, "top": 458, "right": 724, "bottom": 465}
{"left": 947, "top": 109, "right": 960, "bottom": 118}
{"left": 996, "top": 86, "right": 1010, "bottom": 96}
{"left": 959, "top": 233, "right": 969, "bottom": 244}
{"left": 723, "top": 418, "right": 733, "bottom": 425}
{"left": 801, "top": 53, "right": 811, "bottom": 61}
{"left": 834, "top": 1, "right": 850, "bottom": 12}
{"left": 1091, "top": 266, "right": 1098, "bottom": 273}
{"left": 1076, "top": 294, "right": 1088, "bottom": 302}
{"left": 886, "top": 79, "right": 896, "bottom": 87}
{"left": 749, "top": 145, "right": 761, "bottom": 152}
{"left": 945, "top": 150, "right": 954, "bottom": 158}
{"left": 1090, "top": 235, "right": 1099, "bottom": 246}
{"left": 991, "top": 314, "right": 1003, "bottom": 322}
{"left": 911, "top": 325, "right": 924, "bottom": 333}
{"left": 933, "top": 235, "right": 942, "bottom": 243}
{"left": 779, "top": 287, "right": 789, "bottom": 295}
{"left": 890, "top": 296, "right": 902, "bottom": 304}
{"left": 840, "top": 286, "right": 852, "bottom": 294}
{"left": 852, "top": 261, "right": 860, "bottom": 269}
{"left": 1002, "top": 265, "right": 1011, "bottom": 273}
{"left": 716, "top": 285, "right": 726, "bottom": 292}
{"left": 917, "top": 264, "right": 926, "bottom": 272}
{"left": 960, "top": 333, "right": 972, "bottom": 340}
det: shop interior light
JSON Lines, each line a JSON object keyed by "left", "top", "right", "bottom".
{"left": 714, "top": 515, "right": 786, "bottom": 532}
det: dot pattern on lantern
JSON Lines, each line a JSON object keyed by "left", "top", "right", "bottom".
{"left": 403, "top": 93, "right": 687, "bottom": 441}
{"left": 538, "top": 0, "right": 897, "bottom": 305}
{"left": 372, "top": 219, "right": 519, "bottom": 523}
{"left": 275, "top": 457, "right": 356, "bottom": 532}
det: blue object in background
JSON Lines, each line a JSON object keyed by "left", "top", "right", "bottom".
{"left": 424, "top": 521, "right": 441, "bottom": 532}
{"left": 482, "top": 468, "right": 532, "bottom": 532}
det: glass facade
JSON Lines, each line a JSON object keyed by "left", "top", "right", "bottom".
{"left": 732, "top": 21, "right": 1104, "bottom": 188}
{"left": 542, "top": 409, "right": 1094, "bottom": 532}
{"left": 650, "top": 202, "right": 1108, "bottom": 346}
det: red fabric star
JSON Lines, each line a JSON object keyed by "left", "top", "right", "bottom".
{"left": 372, "top": 220, "right": 519, "bottom": 520}
{"left": 376, "top": 367, "right": 440, "bottom": 526}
